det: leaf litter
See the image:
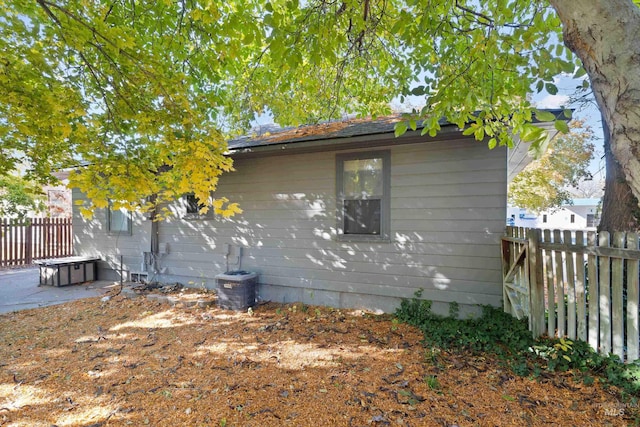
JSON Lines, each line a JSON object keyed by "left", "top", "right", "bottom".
{"left": 0, "top": 289, "right": 634, "bottom": 426}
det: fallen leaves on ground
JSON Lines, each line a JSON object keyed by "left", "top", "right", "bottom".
{"left": 0, "top": 289, "right": 634, "bottom": 426}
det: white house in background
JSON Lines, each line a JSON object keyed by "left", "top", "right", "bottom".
{"left": 507, "top": 198, "right": 601, "bottom": 230}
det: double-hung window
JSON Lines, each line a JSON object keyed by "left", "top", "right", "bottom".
{"left": 336, "top": 151, "right": 390, "bottom": 240}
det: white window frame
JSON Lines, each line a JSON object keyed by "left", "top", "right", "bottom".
{"left": 336, "top": 150, "right": 391, "bottom": 241}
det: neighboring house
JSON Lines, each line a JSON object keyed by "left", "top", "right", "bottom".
{"left": 1, "top": 168, "right": 71, "bottom": 219}
{"left": 72, "top": 115, "right": 542, "bottom": 315}
{"left": 42, "top": 170, "right": 72, "bottom": 218}
{"left": 507, "top": 197, "right": 601, "bottom": 230}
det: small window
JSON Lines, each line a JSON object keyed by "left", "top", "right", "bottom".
{"left": 108, "top": 204, "right": 131, "bottom": 234}
{"left": 542, "top": 214, "right": 547, "bottom": 223}
{"left": 587, "top": 214, "right": 597, "bottom": 227}
{"left": 185, "top": 194, "right": 202, "bottom": 215}
{"left": 336, "top": 151, "right": 390, "bottom": 240}
{"left": 570, "top": 214, "right": 575, "bottom": 224}
{"left": 183, "top": 193, "right": 209, "bottom": 219}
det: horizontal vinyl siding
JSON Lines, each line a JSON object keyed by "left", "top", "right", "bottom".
{"left": 72, "top": 189, "right": 151, "bottom": 278}
{"left": 72, "top": 135, "right": 506, "bottom": 309}
{"left": 149, "top": 137, "right": 506, "bottom": 309}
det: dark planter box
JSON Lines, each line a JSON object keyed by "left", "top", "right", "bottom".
{"left": 35, "top": 256, "right": 100, "bottom": 287}
{"left": 215, "top": 271, "right": 257, "bottom": 310}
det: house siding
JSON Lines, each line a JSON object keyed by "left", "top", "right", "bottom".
{"left": 72, "top": 189, "right": 151, "bottom": 281}
{"left": 73, "top": 135, "right": 507, "bottom": 314}
{"left": 159, "top": 137, "right": 504, "bottom": 314}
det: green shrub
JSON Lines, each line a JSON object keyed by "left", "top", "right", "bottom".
{"left": 395, "top": 291, "right": 533, "bottom": 356}
{"left": 395, "top": 291, "right": 640, "bottom": 399}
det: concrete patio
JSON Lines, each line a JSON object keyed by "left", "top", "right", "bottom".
{"left": 0, "top": 267, "right": 118, "bottom": 314}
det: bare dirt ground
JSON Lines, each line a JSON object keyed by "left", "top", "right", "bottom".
{"left": 0, "top": 289, "right": 634, "bottom": 426}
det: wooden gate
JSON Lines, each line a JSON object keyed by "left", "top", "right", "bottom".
{"left": 501, "top": 227, "right": 530, "bottom": 321}
{"left": 502, "top": 226, "right": 640, "bottom": 362}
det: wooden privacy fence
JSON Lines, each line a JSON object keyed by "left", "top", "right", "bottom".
{"left": 0, "top": 218, "right": 73, "bottom": 267}
{"left": 502, "top": 226, "right": 640, "bottom": 362}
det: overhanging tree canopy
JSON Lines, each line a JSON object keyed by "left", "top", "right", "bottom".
{"left": 508, "top": 120, "right": 595, "bottom": 213}
{"left": 0, "top": 175, "right": 45, "bottom": 219}
{"left": 2, "top": 1, "right": 638, "bottom": 228}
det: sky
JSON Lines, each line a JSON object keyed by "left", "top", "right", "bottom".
{"left": 253, "top": 72, "right": 606, "bottom": 185}
{"left": 532, "top": 74, "right": 605, "bottom": 182}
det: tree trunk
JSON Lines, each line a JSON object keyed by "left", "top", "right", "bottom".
{"left": 550, "top": 0, "right": 640, "bottom": 232}
{"left": 598, "top": 115, "right": 640, "bottom": 232}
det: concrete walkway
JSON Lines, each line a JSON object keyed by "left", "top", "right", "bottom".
{"left": 0, "top": 267, "right": 119, "bottom": 314}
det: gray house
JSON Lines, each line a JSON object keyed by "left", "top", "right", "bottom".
{"left": 72, "top": 115, "right": 535, "bottom": 315}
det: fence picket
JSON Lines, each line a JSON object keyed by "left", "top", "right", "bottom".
{"left": 35, "top": 218, "right": 43, "bottom": 259}
{"left": 0, "top": 217, "right": 72, "bottom": 267}
{"left": 1, "top": 219, "right": 5, "bottom": 265}
{"left": 502, "top": 227, "right": 513, "bottom": 315}
{"left": 612, "top": 232, "right": 625, "bottom": 360}
{"left": 575, "top": 231, "right": 587, "bottom": 341}
{"left": 587, "top": 231, "right": 599, "bottom": 351}
{"left": 529, "top": 228, "right": 545, "bottom": 337}
{"left": 627, "top": 233, "right": 640, "bottom": 361}
{"left": 543, "top": 229, "right": 555, "bottom": 336}
{"left": 56, "top": 218, "right": 63, "bottom": 257}
{"left": 564, "top": 230, "right": 577, "bottom": 340}
{"left": 598, "top": 232, "right": 612, "bottom": 355}
{"left": 19, "top": 220, "right": 25, "bottom": 264}
{"left": 553, "top": 230, "right": 566, "bottom": 337}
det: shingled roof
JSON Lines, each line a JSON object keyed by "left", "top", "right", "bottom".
{"left": 227, "top": 114, "right": 453, "bottom": 151}
{"left": 228, "top": 109, "right": 566, "bottom": 153}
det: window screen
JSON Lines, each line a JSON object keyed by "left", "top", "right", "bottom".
{"left": 337, "top": 151, "right": 389, "bottom": 239}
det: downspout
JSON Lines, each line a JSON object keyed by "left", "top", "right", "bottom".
{"left": 150, "top": 209, "right": 159, "bottom": 255}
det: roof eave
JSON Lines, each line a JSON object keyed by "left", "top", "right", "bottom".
{"left": 227, "top": 123, "right": 463, "bottom": 158}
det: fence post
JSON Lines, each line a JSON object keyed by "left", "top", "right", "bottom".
{"left": 25, "top": 218, "right": 33, "bottom": 265}
{"left": 528, "top": 228, "right": 544, "bottom": 337}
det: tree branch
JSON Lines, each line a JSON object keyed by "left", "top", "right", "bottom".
{"left": 454, "top": 0, "right": 494, "bottom": 27}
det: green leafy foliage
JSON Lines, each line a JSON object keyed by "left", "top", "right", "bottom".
{"left": 0, "top": 175, "right": 46, "bottom": 219}
{"left": 508, "top": 120, "right": 596, "bottom": 213}
{"left": 395, "top": 292, "right": 533, "bottom": 355}
{"left": 423, "top": 375, "right": 441, "bottom": 391}
{"left": 1, "top": 1, "right": 259, "bottom": 217}
{"left": 1, "top": 1, "right": 586, "bottom": 216}
{"left": 530, "top": 337, "right": 577, "bottom": 372}
{"left": 395, "top": 292, "right": 640, "bottom": 399}
{"left": 533, "top": 337, "right": 640, "bottom": 397}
